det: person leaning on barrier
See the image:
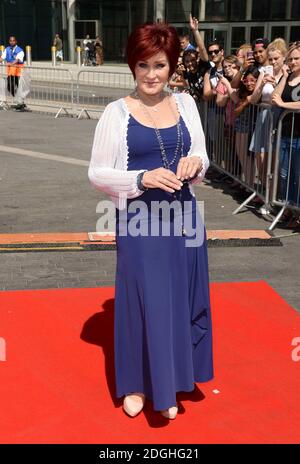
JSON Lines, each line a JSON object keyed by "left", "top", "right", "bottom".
{"left": 231, "top": 39, "right": 270, "bottom": 90}
{"left": 230, "top": 44, "right": 254, "bottom": 89}
{"left": 203, "top": 40, "right": 224, "bottom": 101}
{"left": 271, "top": 41, "right": 300, "bottom": 229}
{"left": 249, "top": 38, "right": 287, "bottom": 200}
{"left": 215, "top": 55, "right": 240, "bottom": 107}
{"left": 215, "top": 56, "right": 241, "bottom": 180}
{"left": 229, "top": 66, "right": 260, "bottom": 188}
{"left": 0, "top": 36, "right": 26, "bottom": 111}
{"left": 203, "top": 41, "right": 226, "bottom": 177}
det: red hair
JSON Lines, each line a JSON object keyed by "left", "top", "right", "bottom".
{"left": 126, "top": 23, "right": 180, "bottom": 78}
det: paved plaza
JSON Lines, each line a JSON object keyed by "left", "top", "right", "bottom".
{"left": 0, "top": 110, "right": 299, "bottom": 310}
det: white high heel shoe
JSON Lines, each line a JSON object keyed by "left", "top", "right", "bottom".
{"left": 161, "top": 404, "right": 178, "bottom": 420}
{"left": 123, "top": 393, "right": 145, "bottom": 417}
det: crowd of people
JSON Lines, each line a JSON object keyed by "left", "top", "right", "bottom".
{"left": 168, "top": 16, "right": 300, "bottom": 228}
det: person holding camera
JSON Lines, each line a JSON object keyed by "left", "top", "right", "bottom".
{"left": 249, "top": 38, "right": 287, "bottom": 204}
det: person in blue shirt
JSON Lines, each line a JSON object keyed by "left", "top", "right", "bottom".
{"left": 179, "top": 34, "right": 196, "bottom": 53}
{"left": 0, "top": 36, "right": 26, "bottom": 110}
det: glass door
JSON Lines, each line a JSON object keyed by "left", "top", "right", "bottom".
{"left": 228, "top": 23, "right": 268, "bottom": 54}
{"left": 200, "top": 23, "right": 229, "bottom": 54}
{"left": 266, "top": 21, "right": 300, "bottom": 44}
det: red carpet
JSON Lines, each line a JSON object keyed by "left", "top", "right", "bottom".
{"left": 0, "top": 281, "right": 300, "bottom": 444}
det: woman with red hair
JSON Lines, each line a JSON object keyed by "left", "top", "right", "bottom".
{"left": 88, "top": 22, "right": 213, "bottom": 420}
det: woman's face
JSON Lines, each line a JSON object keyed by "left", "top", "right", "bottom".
{"left": 134, "top": 51, "right": 170, "bottom": 97}
{"left": 268, "top": 50, "right": 285, "bottom": 72}
{"left": 253, "top": 46, "right": 268, "bottom": 65}
{"left": 183, "top": 53, "right": 198, "bottom": 73}
{"left": 287, "top": 48, "right": 300, "bottom": 74}
{"left": 243, "top": 74, "right": 257, "bottom": 92}
{"left": 223, "top": 60, "right": 238, "bottom": 78}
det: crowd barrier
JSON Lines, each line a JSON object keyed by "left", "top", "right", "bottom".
{"left": 76, "top": 69, "right": 134, "bottom": 119}
{"left": 1, "top": 64, "right": 299, "bottom": 230}
{"left": 270, "top": 110, "right": 300, "bottom": 229}
{"left": 0, "top": 64, "right": 74, "bottom": 118}
{"left": 0, "top": 64, "right": 133, "bottom": 118}
{"left": 201, "top": 97, "right": 300, "bottom": 230}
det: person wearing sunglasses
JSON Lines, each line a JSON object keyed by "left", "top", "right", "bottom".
{"left": 203, "top": 41, "right": 226, "bottom": 175}
{"left": 204, "top": 41, "right": 224, "bottom": 101}
{"left": 181, "top": 16, "right": 210, "bottom": 113}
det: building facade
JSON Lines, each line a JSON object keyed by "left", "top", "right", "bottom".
{"left": 0, "top": 0, "right": 300, "bottom": 62}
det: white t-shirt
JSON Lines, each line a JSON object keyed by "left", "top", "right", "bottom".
{"left": 83, "top": 39, "right": 92, "bottom": 51}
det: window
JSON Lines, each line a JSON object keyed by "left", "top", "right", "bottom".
{"left": 292, "top": 0, "right": 300, "bottom": 19}
{"left": 271, "top": 26, "right": 286, "bottom": 42}
{"left": 270, "top": 0, "right": 286, "bottom": 20}
{"left": 76, "top": 1, "right": 99, "bottom": 20}
{"left": 290, "top": 27, "right": 300, "bottom": 44}
{"left": 205, "top": 0, "right": 228, "bottom": 21}
{"left": 252, "top": 0, "right": 269, "bottom": 20}
{"left": 229, "top": 0, "right": 246, "bottom": 21}
{"left": 231, "top": 27, "right": 246, "bottom": 52}
{"left": 250, "top": 27, "right": 265, "bottom": 44}
{"left": 165, "top": 0, "right": 193, "bottom": 23}
{"left": 252, "top": 0, "right": 286, "bottom": 20}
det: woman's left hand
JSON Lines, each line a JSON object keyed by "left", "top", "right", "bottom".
{"left": 176, "top": 156, "right": 203, "bottom": 181}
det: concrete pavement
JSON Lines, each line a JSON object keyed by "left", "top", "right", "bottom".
{"left": 0, "top": 110, "right": 299, "bottom": 310}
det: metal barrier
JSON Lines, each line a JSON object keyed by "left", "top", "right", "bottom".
{"left": 1, "top": 62, "right": 299, "bottom": 230}
{"left": 269, "top": 110, "right": 300, "bottom": 230}
{"left": 201, "top": 96, "right": 300, "bottom": 230}
{"left": 0, "top": 63, "right": 74, "bottom": 118}
{"left": 1, "top": 64, "right": 134, "bottom": 118}
{"left": 75, "top": 69, "right": 134, "bottom": 119}
{"left": 202, "top": 98, "right": 276, "bottom": 216}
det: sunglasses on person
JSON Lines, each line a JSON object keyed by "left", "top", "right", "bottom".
{"left": 208, "top": 49, "right": 220, "bottom": 56}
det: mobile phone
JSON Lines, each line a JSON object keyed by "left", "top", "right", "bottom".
{"left": 264, "top": 65, "right": 274, "bottom": 76}
{"left": 216, "top": 81, "right": 227, "bottom": 95}
{"left": 215, "top": 71, "right": 223, "bottom": 78}
{"left": 247, "top": 51, "right": 254, "bottom": 59}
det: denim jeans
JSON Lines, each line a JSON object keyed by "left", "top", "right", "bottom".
{"left": 279, "top": 137, "right": 300, "bottom": 205}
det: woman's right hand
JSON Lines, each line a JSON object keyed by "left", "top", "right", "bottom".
{"left": 142, "top": 168, "right": 183, "bottom": 193}
{"left": 243, "top": 56, "right": 255, "bottom": 70}
{"left": 282, "top": 64, "right": 290, "bottom": 78}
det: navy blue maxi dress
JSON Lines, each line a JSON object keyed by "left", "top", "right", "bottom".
{"left": 114, "top": 113, "right": 213, "bottom": 411}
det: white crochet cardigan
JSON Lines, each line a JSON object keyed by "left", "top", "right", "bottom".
{"left": 88, "top": 92, "right": 209, "bottom": 209}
